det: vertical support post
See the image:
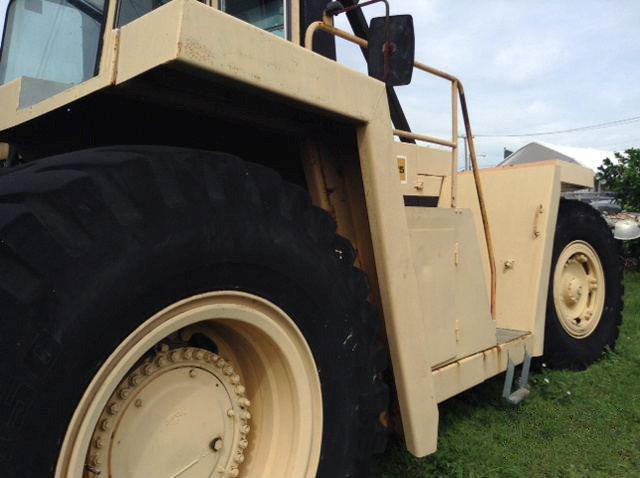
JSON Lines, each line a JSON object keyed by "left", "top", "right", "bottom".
{"left": 451, "top": 81, "right": 458, "bottom": 209}
{"left": 458, "top": 84, "right": 497, "bottom": 320}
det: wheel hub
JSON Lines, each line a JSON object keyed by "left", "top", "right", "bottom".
{"left": 553, "top": 241, "right": 605, "bottom": 339}
{"left": 563, "top": 276, "right": 584, "bottom": 305}
{"left": 85, "top": 346, "right": 250, "bottom": 478}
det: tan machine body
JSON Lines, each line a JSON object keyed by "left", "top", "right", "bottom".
{"left": 0, "top": 0, "right": 593, "bottom": 457}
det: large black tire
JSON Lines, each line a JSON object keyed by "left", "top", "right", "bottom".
{"left": 0, "top": 146, "right": 388, "bottom": 477}
{"left": 544, "top": 199, "right": 624, "bottom": 370}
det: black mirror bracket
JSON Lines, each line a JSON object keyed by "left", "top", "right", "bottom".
{"left": 323, "top": 0, "right": 414, "bottom": 86}
{"left": 323, "top": 0, "right": 392, "bottom": 81}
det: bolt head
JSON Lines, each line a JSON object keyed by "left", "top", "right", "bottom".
{"left": 210, "top": 437, "right": 224, "bottom": 452}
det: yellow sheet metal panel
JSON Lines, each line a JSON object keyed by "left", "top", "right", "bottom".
{"left": 116, "top": 0, "right": 383, "bottom": 123}
{"left": 408, "top": 221, "right": 457, "bottom": 366}
{"left": 116, "top": 1, "right": 183, "bottom": 83}
{"left": 357, "top": 98, "right": 439, "bottom": 457}
{"left": 394, "top": 143, "right": 451, "bottom": 198}
{"left": 406, "top": 208, "right": 497, "bottom": 367}
{"left": 432, "top": 333, "right": 533, "bottom": 403}
{"left": 443, "top": 162, "right": 563, "bottom": 355}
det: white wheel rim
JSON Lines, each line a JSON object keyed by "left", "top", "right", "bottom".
{"left": 56, "top": 292, "right": 323, "bottom": 478}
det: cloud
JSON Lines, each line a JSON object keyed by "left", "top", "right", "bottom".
{"left": 337, "top": 0, "right": 640, "bottom": 165}
{"left": 492, "top": 37, "right": 566, "bottom": 83}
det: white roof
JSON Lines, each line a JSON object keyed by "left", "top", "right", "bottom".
{"left": 536, "top": 141, "right": 616, "bottom": 171}
{"left": 502, "top": 141, "right": 616, "bottom": 172}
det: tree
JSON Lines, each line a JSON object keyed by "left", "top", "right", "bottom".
{"left": 597, "top": 148, "right": 640, "bottom": 269}
{"left": 596, "top": 148, "right": 640, "bottom": 211}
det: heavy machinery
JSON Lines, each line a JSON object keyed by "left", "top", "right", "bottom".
{"left": 0, "top": 0, "right": 624, "bottom": 476}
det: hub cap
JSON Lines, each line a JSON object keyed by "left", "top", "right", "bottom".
{"left": 86, "top": 346, "right": 250, "bottom": 477}
{"left": 553, "top": 241, "right": 605, "bottom": 339}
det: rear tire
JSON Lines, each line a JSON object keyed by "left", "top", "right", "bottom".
{"left": 0, "top": 146, "right": 388, "bottom": 477}
{"left": 544, "top": 199, "right": 624, "bottom": 370}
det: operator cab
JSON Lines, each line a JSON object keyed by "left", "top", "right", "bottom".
{"left": 0, "top": 0, "right": 288, "bottom": 104}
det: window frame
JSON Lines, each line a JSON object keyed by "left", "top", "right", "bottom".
{"left": 0, "top": 0, "right": 110, "bottom": 85}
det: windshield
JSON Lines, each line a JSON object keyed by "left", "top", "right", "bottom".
{"left": 0, "top": 0, "right": 105, "bottom": 87}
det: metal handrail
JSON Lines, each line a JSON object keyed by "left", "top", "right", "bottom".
{"left": 305, "top": 21, "right": 497, "bottom": 319}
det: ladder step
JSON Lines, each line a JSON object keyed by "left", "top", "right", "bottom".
{"left": 502, "top": 350, "right": 532, "bottom": 405}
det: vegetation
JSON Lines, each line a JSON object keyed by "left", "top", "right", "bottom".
{"left": 379, "top": 272, "right": 640, "bottom": 478}
{"left": 596, "top": 148, "right": 640, "bottom": 268}
{"left": 596, "top": 148, "right": 640, "bottom": 212}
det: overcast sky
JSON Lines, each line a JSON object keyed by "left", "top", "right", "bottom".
{"left": 0, "top": 1, "right": 638, "bottom": 167}
{"left": 336, "top": 0, "right": 640, "bottom": 167}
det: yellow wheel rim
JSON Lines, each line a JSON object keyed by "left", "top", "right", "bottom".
{"left": 553, "top": 241, "right": 605, "bottom": 339}
{"left": 56, "top": 292, "right": 323, "bottom": 478}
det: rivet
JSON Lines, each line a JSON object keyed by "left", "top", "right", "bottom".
{"left": 129, "top": 374, "right": 140, "bottom": 386}
{"left": 217, "top": 359, "right": 227, "bottom": 369}
{"left": 135, "top": 399, "right": 143, "bottom": 408}
{"left": 91, "top": 454, "right": 102, "bottom": 466}
{"left": 100, "top": 419, "right": 111, "bottom": 431}
{"left": 169, "top": 350, "right": 181, "bottom": 362}
{"left": 156, "top": 356, "right": 167, "bottom": 367}
{"left": 108, "top": 403, "right": 119, "bottom": 415}
{"left": 239, "top": 439, "right": 248, "bottom": 450}
{"left": 195, "top": 350, "right": 204, "bottom": 360}
{"left": 159, "top": 343, "right": 170, "bottom": 352}
{"left": 223, "top": 365, "right": 234, "bottom": 376}
{"left": 235, "top": 385, "right": 246, "bottom": 395}
{"left": 241, "top": 424, "right": 250, "bottom": 434}
{"left": 118, "top": 388, "right": 130, "bottom": 399}
{"left": 184, "top": 349, "right": 193, "bottom": 360}
{"left": 189, "top": 369, "right": 198, "bottom": 378}
{"left": 230, "top": 375, "right": 241, "bottom": 385}
{"left": 227, "top": 409, "right": 235, "bottom": 418}
{"left": 242, "top": 411, "right": 251, "bottom": 420}
{"left": 234, "top": 452, "right": 244, "bottom": 464}
{"left": 239, "top": 398, "right": 251, "bottom": 408}
{"left": 143, "top": 364, "right": 154, "bottom": 376}
{"left": 93, "top": 437, "right": 104, "bottom": 449}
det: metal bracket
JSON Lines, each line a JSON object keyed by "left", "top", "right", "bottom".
{"left": 502, "top": 350, "right": 532, "bottom": 405}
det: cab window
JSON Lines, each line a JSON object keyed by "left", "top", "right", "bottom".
{"left": 221, "top": 0, "right": 285, "bottom": 38}
{"left": 0, "top": 0, "right": 105, "bottom": 86}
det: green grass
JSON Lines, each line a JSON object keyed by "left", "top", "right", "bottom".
{"left": 378, "top": 272, "right": 640, "bottom": 478}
